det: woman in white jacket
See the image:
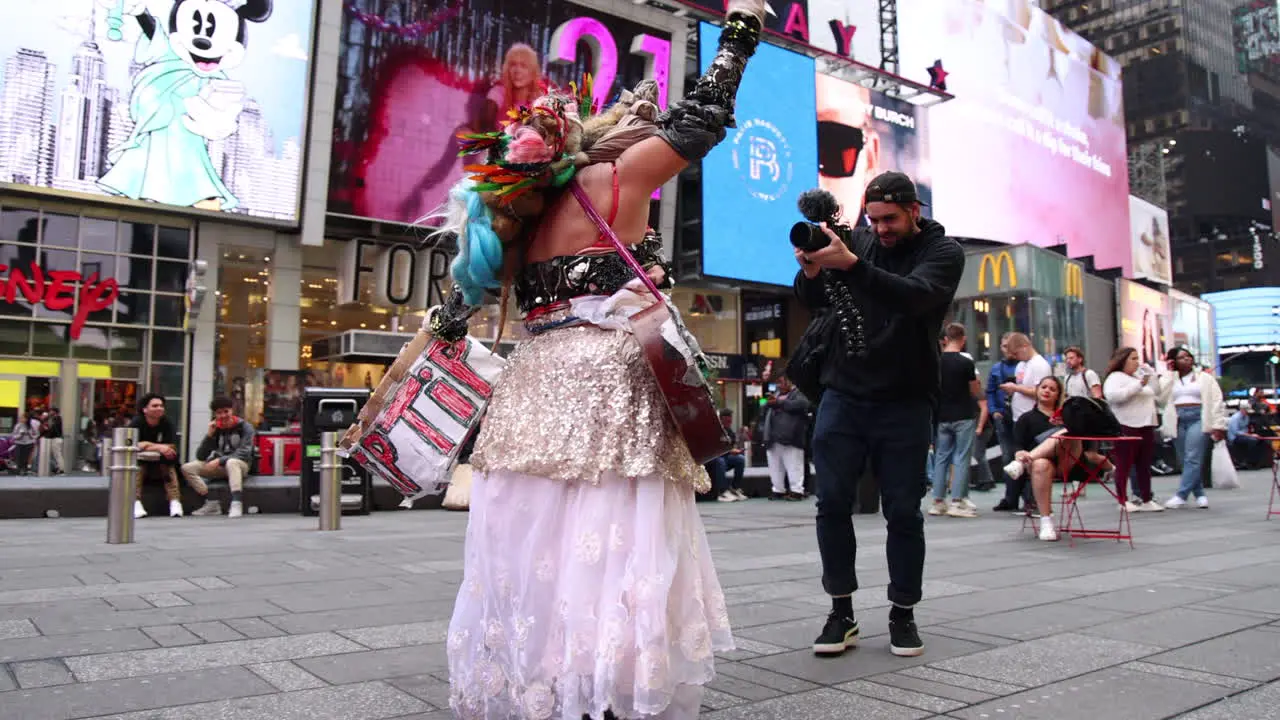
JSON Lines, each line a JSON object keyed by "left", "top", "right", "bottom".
{"left": 1160, "top": 346, "right": 1227, "bottom": 509}
{"left": 1102, "top": 347, "right": 1166, "bottom": 512}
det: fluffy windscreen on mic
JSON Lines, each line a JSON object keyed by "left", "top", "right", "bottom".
{"left": 797, "top": 188, "right": 840, "bottom": 223}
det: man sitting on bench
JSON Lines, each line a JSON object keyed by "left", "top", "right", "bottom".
{"left": 131, "top": 393, "right": 184, "bottom": 518}
{"left": 181, "top": 396, "right": 256, "bottom": 518}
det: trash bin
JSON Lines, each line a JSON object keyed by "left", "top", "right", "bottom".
{"left": 300, "top": 388, "right": 372, "bottom": 516}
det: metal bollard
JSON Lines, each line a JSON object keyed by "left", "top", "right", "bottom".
{"left": 318, "top": 431, "right": 341, "bottom": 531}
{"left": 106, "top": 428, "right": 138, "bottom": 544}
{"left": 36, "top": 438, "right": 51, "bottom": 477}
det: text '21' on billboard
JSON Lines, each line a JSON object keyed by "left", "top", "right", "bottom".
{"left": 0, "top": 1, "right": 316, "bottom": 224}
{"left": 329, "top": 0, "right": 673, "bottom": 226}
{"left": 816, "top": 72, "right": 928, "bottom": 228}
{"left": 896, "top": 0, "right": 1131, "bottom": 270}
{"left": 699, "top": 22, "right": 817, "bottom": 287}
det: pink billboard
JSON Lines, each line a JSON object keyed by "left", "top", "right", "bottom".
{"left": 895, "top": 0, "right": 1132, "bottom": 272}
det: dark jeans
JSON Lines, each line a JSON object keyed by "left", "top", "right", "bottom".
{"left": 1114, "top": 425, "right": 1156, "bottom": 503}
{"left": 709, "top": 453, "right": 746, "bottom": 493}
{"left": 813, "top": 389, "right": 930, "bottom": 607}
{"left": 14, "top": 443, "right": 34, "bottom": 474}
{"left": 997, "top": 414, "right": 1033, "bottom": 507}
{"left": 1230, "top": 436, "right": 1271, "bottom": 469}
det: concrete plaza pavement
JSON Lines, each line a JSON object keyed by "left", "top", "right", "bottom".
{"left": 1, "top": 471, "right": 1280, "bottom": 719}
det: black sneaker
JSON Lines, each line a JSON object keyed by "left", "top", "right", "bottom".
{"left": 888, "top": 618, "right": 924, "bottom": 657}
{"left": 993, "top": 499, "right": 1017, "bottom": 512}
{"left": 813, "top": 612, "right": 859, "bottom": 656}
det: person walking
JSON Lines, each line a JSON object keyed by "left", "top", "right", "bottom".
{"left": 10, "top": 412, "right": 38, "bottom": 475}
{"left": 763, "top": 376, "right": 812, "bottom": 501}
{"left": 1102, "top": 347, "right": 1166, "bottom": 512}
{"left": 928, "top": 323, "right": 987, "bottom": 518}
{"left": 1162, "top": 347, "right": 1226, "bottom": 509}
{"left": 795, "top": 170, "right": 965, "bottom": 659}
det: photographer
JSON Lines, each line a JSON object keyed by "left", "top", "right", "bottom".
{"left": 794, "top": 172, "right": 964, "bottom": 660}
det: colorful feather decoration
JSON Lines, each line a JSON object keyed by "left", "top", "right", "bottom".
{"left": 568, "top": 74, "right": 596, "bottom": 121}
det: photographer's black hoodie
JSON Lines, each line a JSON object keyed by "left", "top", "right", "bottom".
{"left": 793, "top": 218, "right": 965, "bottom": 406}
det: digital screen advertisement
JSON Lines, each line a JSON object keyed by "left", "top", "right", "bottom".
{"left": 1117, "top": 278, "right": 1173, "bottom": 369}
{"left": 895, "top": 0, "right": 1132, "bottom": 272}
{"left": 1232, "top": 0, "right": 1279, "bottom": 80}
{"left": 815, "top": 72, "right": 929, "bottom": 228}
{"left": 698, "top": 21, "right": 818, "bottom": 287}
{"left": 1129, "top": 195, "right": 1172, "bottom": 286}
{"left": 0, "top": 0, "right": 316, "bottom": 224}
{"left": 329, "top": 0, "right": 674, "bottom": 225}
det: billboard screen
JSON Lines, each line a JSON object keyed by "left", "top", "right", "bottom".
{"left": 1269, "top": 147, "right": 1280, "bottom": 231}
{"left": 0, "top": 1, "right": 315, "bottom": 224}
{"left": 328, "top": 0, "right": 673, "bottom": 225}
{"left": 893, "top": 0, "right": 1132, "bottom": 271}
{"left": 816, "top": 73, "right": 929, "bottom": 227}
{"left": 699, "top": 21, "right": 817, "bottom": 286}
{"left": 1129, "top": 196, "right": 1172, "bottom": 285}
{"left": 1117, "top": 279, "right": 1173, "bottom": 369}
{"left": 1233, "top": 0, "right": 1280, "bottom": 80}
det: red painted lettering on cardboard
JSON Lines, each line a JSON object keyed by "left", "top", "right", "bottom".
{"left": 426, "top": 340, "right": 493, "bottom": 398}
{"left": 0, "top": 263, "right": 120, "bottom": 340}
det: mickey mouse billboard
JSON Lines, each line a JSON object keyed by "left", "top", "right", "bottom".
{"left": 0, "top": 0, "right": 316, "bottom": 224}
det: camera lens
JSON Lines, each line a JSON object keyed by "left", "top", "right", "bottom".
{"left": 789, "top": 222, "right": 815, "bottom": 249}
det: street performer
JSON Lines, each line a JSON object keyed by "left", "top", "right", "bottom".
{"left": 425, "top": 2, "right": 767, "bottom": 717}
{"left": 795, "top": 171, "right": 964, "bottom": 659}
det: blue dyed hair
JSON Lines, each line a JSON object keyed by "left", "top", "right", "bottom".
{"left": 439, "top": 182, "right": 504, "bottom": 306}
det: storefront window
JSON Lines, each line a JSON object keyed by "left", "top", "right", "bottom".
{"left": 670, "top": 288, "right": 739, "bottom": 354}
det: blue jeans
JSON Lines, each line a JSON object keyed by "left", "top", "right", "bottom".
{"left": 708, "top": 453, "right": 746, "bottom": 494}
{"left": 932, "top": 419, "right": 976, "bottom": 500}
{"left": 813, "top": 389, "right": 930, "bottom": 606}
{"left": 1174, "top": 406, "right": 1207, "bottom": 499}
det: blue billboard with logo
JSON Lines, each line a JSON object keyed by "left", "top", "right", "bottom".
{"left": 698, "top": 22, "right": 818, "bottom": 286}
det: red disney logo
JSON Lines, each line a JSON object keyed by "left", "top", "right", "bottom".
{"left": 0, "top": 262, "right": 121, "bottom": 340}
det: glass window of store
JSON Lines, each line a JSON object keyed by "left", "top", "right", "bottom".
{"left": 0, "top": 201, "right": 192, "bottom": 460}
{"left": 949, "top": 293, "right": 1086, "bottom": 377}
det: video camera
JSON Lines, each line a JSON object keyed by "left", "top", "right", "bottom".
{"left": 790, "top": 188, "right": 852, "bottom": 253}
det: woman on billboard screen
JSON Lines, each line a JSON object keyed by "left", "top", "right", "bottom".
{"left": 420, "top": 2, "right": 769, "bottom": 717}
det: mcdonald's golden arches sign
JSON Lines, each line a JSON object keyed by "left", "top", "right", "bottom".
{"left": 977, "top": 251, "right": 1017, "bottom": 292}
{"left": 1063, "top": 263, "right": 1084, "bottom": 300}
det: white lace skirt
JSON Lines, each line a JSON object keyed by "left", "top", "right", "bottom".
{"left": 447, "top": 469, "right": 733, "bottom": 719}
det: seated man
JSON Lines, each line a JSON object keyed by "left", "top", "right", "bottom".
{"left": 131, "top": 394, "right": 184, "bottom": 518}
{"left": 708, "top": 409, "right": 747, "bottom": 502}
{"left": 1228, "top": 406, "right": 1271, "bottom": 470}
{"left": 181, "top": 396, "right": 256, "bottom": 518}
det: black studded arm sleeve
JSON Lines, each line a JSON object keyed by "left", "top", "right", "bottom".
{"left": 657, "top": 1, "right": 766, "bottom": 161}
{"left": 632, "top": 230, "right": 674, "bottom": 289}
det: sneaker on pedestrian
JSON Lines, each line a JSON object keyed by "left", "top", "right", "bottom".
{"left": 955, "top": 498, "right": 979, "bottom": 512}
{"left": 191, "top": 499, "right": 221, "bottom": 516}
{"left": 733, "top": 489, "right": 748, "bottom": 501}
{"left": 786, "top": 492, "right": 805, "bottom": 501}
{"left": 993, "top": 499, "right": 1017, "bottom": 512}
{"left": 398, "top": 496, "right": 414, "bottom": 510}
{"left": 888, "top": 616, "right": 925, "bottom": 657}
{"left": 946, "top": 502, "right": 978, "bottom": 518}
{"left": 1164, "top": 495, "right": 1187, "bottom": 509}
{"left": 1003, "top": 459, "right": 1025, "bottom": 480}
{"left": 927, "top": 499, "right": 947, "bottom": 516}
{"left": 133, "top": 500, "right": 147, "bottom": 519}
{"left": 228, "top": 500, "right": 244, "bottom": 518}
{"left": 1140, "top": 500, "right": 1165, "bottom": 512}
{"left": 169, "top": 499, "right": 183, "bottom": 517}
{"left": 1038, "top": 515, "right": 1059, "bottom": 542}
{"left": 1123, "top": 500, "right": 1142, "bottom": 513}
{"left": 813, "top": 612, "right": 859, "bottom": 656}
{"left": 716, "top": 490, "right": 737, "bottom": 502}
{"left": 769, "top": 492, "right": 785, "bottom": 501}
{"left": 1196, "top": 495, "right": 1209, "bottom": 509}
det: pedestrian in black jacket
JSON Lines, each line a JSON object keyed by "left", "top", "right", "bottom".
{"left": 794, "top": 171, "right": 964, "bottom": 660}
{"left": 763, "top": 376, "right": 812, "bottom": 500}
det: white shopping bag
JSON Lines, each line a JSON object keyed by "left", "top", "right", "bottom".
{"left": 1210, "top": 440, "right": 1240, "bottom": 490}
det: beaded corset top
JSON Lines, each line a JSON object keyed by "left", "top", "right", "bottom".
{"left": 514, "top": 236, "right": 671, "bottom": 316}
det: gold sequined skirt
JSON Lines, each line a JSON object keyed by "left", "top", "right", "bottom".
{"left": 470, "top": 323, "right": 710, "bottom": 493}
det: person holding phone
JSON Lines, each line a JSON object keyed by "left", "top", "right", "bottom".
{"left": 1161, "top": 347, "right": 1226, "bottom": 509}
{"left": 1103, "top": 347, "right": 1167, "bottom": 512}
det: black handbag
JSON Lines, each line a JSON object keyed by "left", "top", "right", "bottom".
{"left": 1061, "top": 396, "right": 1123, "bottom": 437}
{"left": 786, "top": 310, "right": 836, "bottom": 402}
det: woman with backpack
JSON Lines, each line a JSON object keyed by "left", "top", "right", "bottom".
{"left": 1161, "top": 346, "right": 1226, "bottom": 509}
{"left": 1103, "top": 347, "right": 1168, "bottom": 513}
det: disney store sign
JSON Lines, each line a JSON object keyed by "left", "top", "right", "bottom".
{"left": 0, "top": 262, "right": 120, "bottom": 340}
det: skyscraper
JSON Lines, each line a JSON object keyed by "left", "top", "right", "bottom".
{"left": 0, "top": 49, "right": 55, "bottom": 187}
{"left": 53, "top": 9, "right": 110, "bottom": 191}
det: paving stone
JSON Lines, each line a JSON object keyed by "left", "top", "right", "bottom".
{"left": 0, "top": 598, "right": 110, "bottom": 623}
{"left": 1143, "top": 629, "right": 1280, "bottom": 682}
{"left": 185, "top": 621, "right": 248, "bottom": 642}
{"left": 1198, "top": 587, "right": 1280, "bottom": 616}
{"left": 938, "top": 602, "right": 1130, "bottom": 642}
{"left": 701, "top": 687, "right": 932, "bottom": 720}
{"left": 1036, "top": 568, "right": 1186, "bottom": 596}
{"left": 1173, "top": 680, "right": 1280, "bottom": 719}
{"left": 141, "top": 625, "right": 203, "bottom": 648}
{"left": 896, "top": 666, "right": 1028, "bottom": 695}
{"left": 929, "top": 633, "right": 1163, "bottom": 687}
{"left": 0, "top": 666, "right": 273, "bottom": 719}
{"left": 1079, "top": 607, "right": 1269, "bottom": 648}
{"left": 263, "top": 600, "right": 457, "bottom": 634}
{"left": 64, "top": 632, "right": 364, "bottom": 681}
{"left": 1067, "top": 583, "right": 1232, "bottom": 614}
{"left": 700, "top": 687, "right": 750, "bottom": 710}
{"left": 74, "top": 680, "right": 428, "bottom": 720}
{"left": 142, "top": 592, "right": 193, "bottom": 608}
{"left": 0, "top": 579, "right": 198, "bottom": 606}
{"left": 34, "top": 600, "right": 288, "bottom": 635}
{"left": 386, "top": 673, "right": 452, "bottom": 709}
{"left": 11, "top": 659, "right": 74, "bottom": 688}
{"left": 338, "top": 620, "right": 450, "bottom": 649}
{"left": 225, "top": 617, "right": 287, "bottom": 639}
{"left": 867, "top": 672, "right": 999, "bottom": 704}
{"left": 743, "top": 634, "right": 994, "bottom": 686}
{"left": 716, "top": 661, "right": 821, "bottom": 694}
{"left": 0, "top": 629, "right": 156, "bottom": 664}
{"left": 0, "top": 664, "right": 17, "bottom": 692}
{"left": 189, "top": 576, "right": 234, "bottom": 590}
{"left": 247, "top": 661, "right": 328, "bottom": 691}
{"left": 914, "top": 585, "right": 1078, "bottom": 621}
{"left": 296, "top": 645, "right": 450, "bottom": 685}
{"left": 1122, "top": 661, "right": 1259, "bottom": 691}
{"left": 727, "top": 601, "right": 820, "bottom": 629}
{"left": 0, "top": 575, "right": 91, "bottom": 592}
{"left": 0, "top": 618, "right": 39, "bottom": 639}
{"left": 948, "top": 668, "right": 1232, "bottom": 720}
{"left": 837, "top": 679, "right": 968, "bottom": 713}
{"left": 105, "top": 596, "right": 156, "bottom": 611}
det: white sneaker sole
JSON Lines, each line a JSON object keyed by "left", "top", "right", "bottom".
{"left": 813, "top": 630, "right": 860, "bottom": 656}
{"left": 890, "top": 644, "right": 925, "bottom": 657}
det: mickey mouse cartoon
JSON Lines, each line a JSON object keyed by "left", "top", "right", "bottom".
{"left": 97, "top": 0, "right": 272, "bottom": 212}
